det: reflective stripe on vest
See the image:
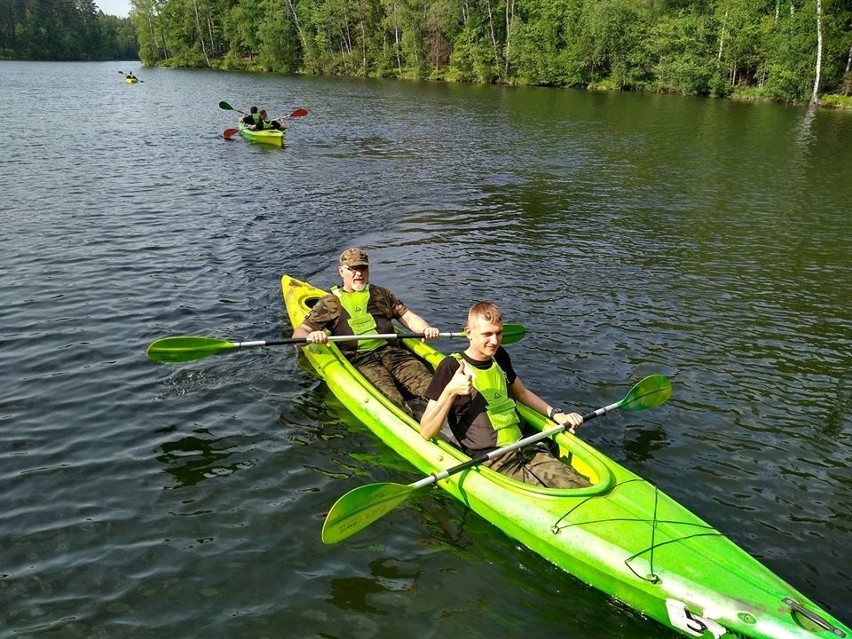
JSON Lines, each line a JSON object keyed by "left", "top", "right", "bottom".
{"left": 332, "top": 286, "right": 386, "bottom": 352}
{"left": 451, "top": 353, "right": 522, "bottom": 446}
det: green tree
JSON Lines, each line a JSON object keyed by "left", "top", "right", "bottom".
{"left": 649, "top": 9, "right": 718, "bottom": 95}
{"left": 256, "top": 0, "right": 300, "bottom": 72}
{"left": 580, "top": 0, "right": 654, "bottom": 90}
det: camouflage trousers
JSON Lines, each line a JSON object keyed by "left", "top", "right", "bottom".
{"left": 349, "top": 345, "right": 432, "bottom": 414}
{"left": 484, "top": 442, "right": 591, "bottom": 489}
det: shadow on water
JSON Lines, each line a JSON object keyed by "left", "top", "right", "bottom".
{"left": 156, "top": 426, "right": 245, "bottom": 488}
{"left": 822, "top": 373, "right": 851, "bottom": 439}
{"left": 328, "top": 558, "right": 418, "bottom": 614}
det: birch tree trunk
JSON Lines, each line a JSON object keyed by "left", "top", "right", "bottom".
{"left": 810, "top": 0, "right": 822, "bottom": 105}
{"left": 718, "top": 9, "right": 727, "bottom": 61}
{"left": 205, "top": 0, "right": 217, "bottom": 58}
{"left": 360, "top": 20, "right": 367, "bottom": 74}
{"left": 192, "top": 0, "right": 210, "bottom": 67}
{"left": 503, "top": 0, "right": 514, "bottom": 77}
{"left": 395, "top": 23, "right": 402, "bottom": 73}
{"left": 482, "top": 0, "right": 500, "bottom": 76}
{"left": 284, "top": 0, "right": 310, "bottom": 64}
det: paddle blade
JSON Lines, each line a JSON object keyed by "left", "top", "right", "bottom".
{"left": 617, "top": 375, "right": 672, "bottom": 411}
{"left": 322, "top": 482, "right": 416, "bottom": 544}
{"left": 501, "top": 323, "right": 525, "bottom": 345}
{"left": 288, "top": 108, "right": 309, "bottom": 118}
{"left": 223, "top": 128, "right": 239, "bottom": 140}
{"left": 218, "top": 101, "right": 234, "bottom": 111}
{"left": 147, "top": 336, "right": 236, "bottom": 363}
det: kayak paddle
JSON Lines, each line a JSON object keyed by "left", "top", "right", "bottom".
{"left": 146, "top": 323, "right": 527, "bottom": 364}
{"left": 321, "top": 374, "right": 673, "bottom": 544}
{"left": 218, "top": 100, "right": 247, "bottom": 115}
{"left": 283, "top": 108, "right": 309, "bottom": 118}
{"left": 221, "top": 101, "right": 307, "bottom": 119}
{"left": 223, "top": 128, "right": 239, "bottom": 140}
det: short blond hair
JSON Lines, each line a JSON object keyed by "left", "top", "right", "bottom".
{"left": 468, "top": 301, "right": 502, "bottom": 325}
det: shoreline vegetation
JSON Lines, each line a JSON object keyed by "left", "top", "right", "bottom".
{"left": 0, "top": 0, "right": 137, "bottom": 62}
{"left": 3, "top": 0, "right": 850, "bottom": 110}
{"left": 132, "top": 0, "right": 851, "bottom": 110}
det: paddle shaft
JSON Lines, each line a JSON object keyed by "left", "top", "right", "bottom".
{"left": 147, "top": 323, "right": 524, "bottom": 363}
{"left": 410, "top": 403, "right": 617, "bottom": 490}
{"left": 233, "top": 331, "right": 464, "bottom": 349}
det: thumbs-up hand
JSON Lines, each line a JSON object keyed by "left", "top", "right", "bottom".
{"left": 448, "top": 359, "right": 473, "bottom": 396}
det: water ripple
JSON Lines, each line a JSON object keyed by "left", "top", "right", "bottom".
{"left": 1, "top": 62, "right": 850, "bottom": 637}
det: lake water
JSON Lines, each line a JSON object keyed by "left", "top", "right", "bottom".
{"left": 1, "top": 60, "right": 850, "bottom": 638}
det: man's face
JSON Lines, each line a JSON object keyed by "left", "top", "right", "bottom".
{"left": 466, "top": 314, "right": 503, "bottom": 360}
{"left": 339, "top": 264, "right": 369, "bottom": 291}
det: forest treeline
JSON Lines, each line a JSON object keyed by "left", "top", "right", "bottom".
{"left": 0, "top": 0, "right": 137, "bottom": 60}
{"left": 131, "top": 0, "right": 852, "bottom": 101}
{"left": 4, "top": 0, "right": 851, "bottom": 105}
{"left": 130, "top": 0, "right": 851, "bottom": 105}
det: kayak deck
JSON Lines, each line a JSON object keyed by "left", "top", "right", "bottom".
{"left": 281, "top": 273, "right": 850, "bottom": 639}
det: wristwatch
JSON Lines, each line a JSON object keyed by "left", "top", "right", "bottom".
{"left": 548, "top": 406, "right": 564, "bottom": 420}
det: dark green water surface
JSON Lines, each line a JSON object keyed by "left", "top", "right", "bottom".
{"left": 1, "top": 60, "right": 850, "bottom": 638}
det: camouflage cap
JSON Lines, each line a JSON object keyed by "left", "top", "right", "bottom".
{"left": 339, "top": 247, "right": 369, "bottom": 267}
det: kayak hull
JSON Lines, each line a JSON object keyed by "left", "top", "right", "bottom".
{"left": 238, "top": 121, "right": 284, "bottom": 147}
{"left": 281, "top": 274, "right": 850, "bottom": 639}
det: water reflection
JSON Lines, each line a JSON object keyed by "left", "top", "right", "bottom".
{"left": 155, "top": 427, "right": 255, "bottom": 488}
{"left": 328, "top": 558, "right": 418, "bottom": 614}
{"left": 622, "top": 425, "right": 671, "bottom": 463}
{"left": 822, "top": 375, "right": 850, "bottom": 438}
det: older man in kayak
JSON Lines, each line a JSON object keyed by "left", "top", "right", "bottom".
{"left": 292, "top": 247, "right": 440, "bottom": 415}
{"left": 419, "top": 301, "right": 590, "bottom": 488}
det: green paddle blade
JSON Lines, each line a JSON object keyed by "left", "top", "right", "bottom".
{"left": 146, "top": 336, "right": 236, "bottom": 363}
{"left": 501, "top": 323, "right": 525, "bottom": 345}
{"left": 322, "top": 482, "right": 418, "bottom": 544}
{"left": 617, "top": 374, "right": 672, "bottom": 411}
{"left": 218, "top": 101, "right": 234, "bottom": 111}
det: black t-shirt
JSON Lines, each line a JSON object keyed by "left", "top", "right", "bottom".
{"left": 424, "top": 347, "right": 518, "bottom": 453}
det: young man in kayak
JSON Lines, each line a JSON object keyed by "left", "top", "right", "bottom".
{"left": 241, "top": 106, "right": 260, "bottom": 126}
{"left": 292, "top": 247, "right": 440, "bottom": 415}
{"left": 419, "top": 301, "right": 590, "bottom": 488}
{"left": 252, "top": 109, "right": 284, "bottom": 130}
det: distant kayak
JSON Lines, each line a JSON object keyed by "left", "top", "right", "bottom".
{"left": 237, "top": 122, "right": 284, "bottom": 147}
{"left": 125, "top": 77, "right": 138, "bottom": 84}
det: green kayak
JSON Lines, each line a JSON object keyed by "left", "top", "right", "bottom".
{"left": 237, "top": 121, "right": 284, "bottom": 147}
{"left": 281, "top": 274, "right": 849, "bottom": 639}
